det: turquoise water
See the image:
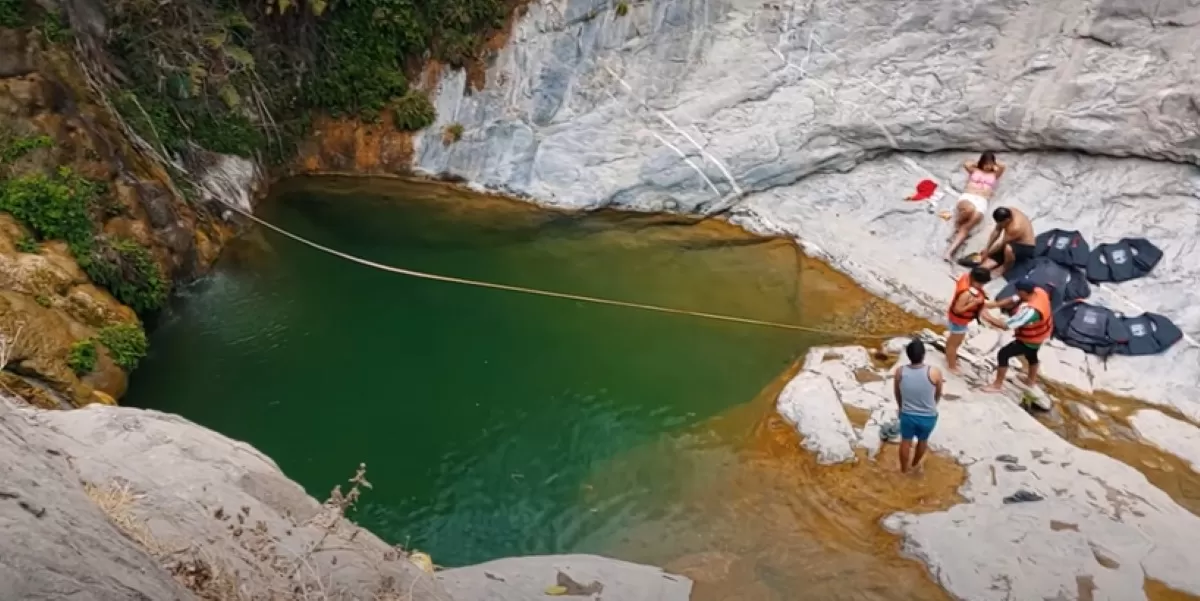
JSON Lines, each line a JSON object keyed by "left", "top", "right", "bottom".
{"left": 124, "top": 178, "right": 823, "bottom": 567}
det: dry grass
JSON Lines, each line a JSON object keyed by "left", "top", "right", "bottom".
{"left": 81, "top": 464, "right": 445, "bottom": 601}
{"left": 83, "top": 480, "right": 164, "bottom": 554}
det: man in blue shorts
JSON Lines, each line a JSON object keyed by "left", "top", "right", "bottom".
{"left": 893, "top": 339, "right": 944, "bottom": 474}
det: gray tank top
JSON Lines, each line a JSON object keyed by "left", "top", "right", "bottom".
{"left": 899, "top": 364, "right": 938, "bottom": 417}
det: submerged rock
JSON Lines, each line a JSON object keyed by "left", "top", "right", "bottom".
{"left": 778, "top": 343, "right": 1200, "bottom": 601}
{"left": 438, "top": 554, "right": 692, "bottom": 601}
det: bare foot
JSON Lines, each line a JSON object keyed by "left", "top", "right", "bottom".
{"left": 947, "top": 365, "right": 962, "bottom": 376}
{"left": 979, "top": 384, "right": 1005, "bottom": 393}
{"left": 1019, "top": 376, "right": 1035, "bottom": 387}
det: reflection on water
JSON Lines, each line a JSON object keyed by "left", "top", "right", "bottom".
{"left": 127, "top": 176, "right": 951, "bottom": 597}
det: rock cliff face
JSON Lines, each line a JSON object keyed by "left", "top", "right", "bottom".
{"left": 412, "top": 0, "right": 1200, "bottom": 413}
{"left": 1, "top": 21, "right": 256, "bottom": 406}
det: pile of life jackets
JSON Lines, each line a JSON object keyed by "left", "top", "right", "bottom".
{"left": 995, "top": 229, "right": 1182, "bottom": 357}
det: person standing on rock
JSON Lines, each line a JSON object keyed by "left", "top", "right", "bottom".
{"left": 945, "top": 266, "right": 993, "bottom": 374}
{"left": 943, "top": 152, "right": 1006, "bottom": 263}
{"left": 963, "top": 206, "right": 1036, "bottom": 278}
{"left": 893, "top": 339, "right": 944, "bottom": 474}
{"left": 980, "top": 281, "right": 1053, "bottom": 393}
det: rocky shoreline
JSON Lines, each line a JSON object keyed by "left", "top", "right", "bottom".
{"left": 779, "top": 337, "right": 1200, "bottom": 600}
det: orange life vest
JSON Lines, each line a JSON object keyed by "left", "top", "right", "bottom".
{"left": 947, "top": 273, "right": 987, "bottom": 326}
{"left": 1015, "top": 287, "right": 1053, "bottom": 344}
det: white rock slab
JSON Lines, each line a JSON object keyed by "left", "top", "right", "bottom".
{"left": 777, "top": 361, "right": 859, "bottom": 465}
{"left": 788, "top": 346, "right": 1200, "bottom": 601}
{"left": 1129, "top": 409, "right": 1200, "bottom": 474}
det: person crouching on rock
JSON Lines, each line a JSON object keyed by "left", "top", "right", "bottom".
{"left": 943, "top": 151, "right": 1006, "bottom": 263}
{"left": 893, "top": 339, "right": 944, "bottom": 474}
{"left": 945, "top": 266, "right": 992, "bottom": 374}
{"left": 980, "top": 281, "right": 1054, "bottom": 393}
{"left": 963, "top": 206, "right": 1036, "bottom": 278}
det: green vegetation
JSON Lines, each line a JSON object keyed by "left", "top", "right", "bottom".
{"left": 615, "top": 0, "right": 629, "bottom": 17}
{"left": 0, "top": 167, "right": 99, "bottom": 252}
{"left": 67, "top": 339, "right": 98, "bottom": 375}
{"left": 393, "top": 91, "right": 437, "bottom": 131}
{"left": 0, "top": 141, "right": 167, "bottom": 315}
{"left": 104, "top": 0, "right": 516, "bottom": 163}
{"left": 0, "top": 0, "right": 23, "bottom": 28}
{"left": 442, "top": 122, "right": 464, "bottom": 145}
{"left": 81, "top": 237, "right": 168, "bottom": 314}
{"left": 36, "top": 8, "right": 69, "bottom": 43}
{"left": 98, "top": 322, "right": 149, "bottom": 371}
{"left": 34, "top": 294, "right": 50, "bottom": 307}
{"left": 1, "top": 134, "right": 52, "bottom": 165}
{"left": 15, "top": 235, "right": 38, "bottom": 253}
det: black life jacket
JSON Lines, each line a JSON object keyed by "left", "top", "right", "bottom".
{"left": 1116, "top": 313, "right": 1183, "bottom": 356}
{"left": 1054, "top": 302, "right": 1126, "bottom": 357}
{"left": 1086, "top": 238, "right": 1163, "bottom": 283}
{"left": 1035, "top": 229, "right": 1090, "bottom": 271}
{"left": 997, "top": 257, "right": 1091, "bottom": 312}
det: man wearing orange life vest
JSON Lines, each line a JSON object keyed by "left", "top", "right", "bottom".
{"left": 945, "top": 267, "right": 992, "bottom": 374}
{"left": 980, "top": 280, "right": 1053, "bottom": 393}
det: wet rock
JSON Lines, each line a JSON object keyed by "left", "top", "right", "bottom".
{"left": 1129, "top": 410, "right": 1200, "bottom": 473}
{"left": 792, "top": 345, "right": 1200, "bottom": 600}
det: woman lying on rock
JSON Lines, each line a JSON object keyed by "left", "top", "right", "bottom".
{"left": 943, "top": 151, "right": 1006, "bottom": 263}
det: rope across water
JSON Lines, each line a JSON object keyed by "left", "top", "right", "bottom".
{"left": 224, "top": 204, "right": 914, "bottom": 340}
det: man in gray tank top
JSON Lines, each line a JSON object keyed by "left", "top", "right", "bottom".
{"left": 893, "top": 339, "right": 944, "bottom": 474}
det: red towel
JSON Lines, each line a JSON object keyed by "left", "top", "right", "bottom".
{"left": 905, "top": 179, "right": 937, "bottom": 201}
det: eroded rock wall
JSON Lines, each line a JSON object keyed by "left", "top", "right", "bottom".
{"left": 412, "top": 0, "right": 1200, "bottom": 412}
{"left": 1, "top": 19, "right": 256, "bottom": 406}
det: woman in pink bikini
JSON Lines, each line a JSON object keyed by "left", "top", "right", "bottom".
{"left": 943, "top": 152, "right": 1006, "bottom": 262}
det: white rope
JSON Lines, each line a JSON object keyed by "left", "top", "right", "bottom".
{"left": 218, "top": 202, "right": 913, "bottom": 339}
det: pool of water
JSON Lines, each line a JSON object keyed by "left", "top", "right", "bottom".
{"left": 126, "top": 177, "right": 945, "bottom": 600}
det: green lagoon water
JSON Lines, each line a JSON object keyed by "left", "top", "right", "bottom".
{"left": 124, "top": 178, "right": 827, "bottom": 568}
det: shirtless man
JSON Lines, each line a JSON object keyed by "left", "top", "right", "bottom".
{"left": 968, "top": 207, "right": 1035, "bottom": 278}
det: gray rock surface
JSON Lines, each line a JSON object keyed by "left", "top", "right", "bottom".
{"left": 414, "top": 0, "right": 1200, "bottom": 414}
{"left": 437, "top": 554, "right": 692, "bottom": 601}
{"left": 781, "top": 343, "right": 1200, "bottom": 601}
{"left": 1, "top": 398, "right": 693, "bottom": 601}
{"left": 0, "top": 398, "right": 448, "bottom": 601}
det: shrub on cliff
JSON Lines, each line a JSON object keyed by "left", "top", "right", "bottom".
{"left": 98, "top": 322, "right": 149, "bottom": 371}
{"left": 103, "top": 0, "right": 515, "bottom": 163}
{"left": 393, "top": 91, "right": 436, "bottom": 131}
{"left": 0, "top": 0, "right": 23, "bottom": 28}
{"left": 67, "top": 339, "right": 98, "bottom": 375}
{"left": 81, "top": 237, "right": 168, "bottom": 315}
{"left": 0, "top": 167, "right": 98, "bottom": 252}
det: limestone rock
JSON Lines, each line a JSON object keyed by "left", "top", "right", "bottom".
{"left": 775, "top": 347, "right": 861, "bottom": 464}
{"left": 413, "top": 0, "right": 1200, "bottom": 418}
{"left": 786, "top": 345, "right": 1200, "bottom": 600}
{"left": 0, "top": 399, "right": 450, "bottom": 600}
{"left": 437, "top": 554, "right": 693, "bottom": 601}
{"left": 1129, "top": 409, "right": 1200, "bottom": 473}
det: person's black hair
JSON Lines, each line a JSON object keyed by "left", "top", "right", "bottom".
{"left": 992, "top": 207, "right": 1012, "bottom": 222}
{"left": 1015, "top": 280, "right": 1036, "bottom": 294}
{"left": 978, "top": 151, "right": 997, "bottom": 169}
{"left": 969, "top": 266, "right": 992, "bottom": 284}
{"left": 905, "top": 338, "right": 926, "bottom": 364}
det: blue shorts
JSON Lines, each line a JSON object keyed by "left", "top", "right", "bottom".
{"left": 948, "top": 321, "right": 969, "bottom": 334}
{"left": 899, "top": 412, "right": 938, "bottom": 442}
